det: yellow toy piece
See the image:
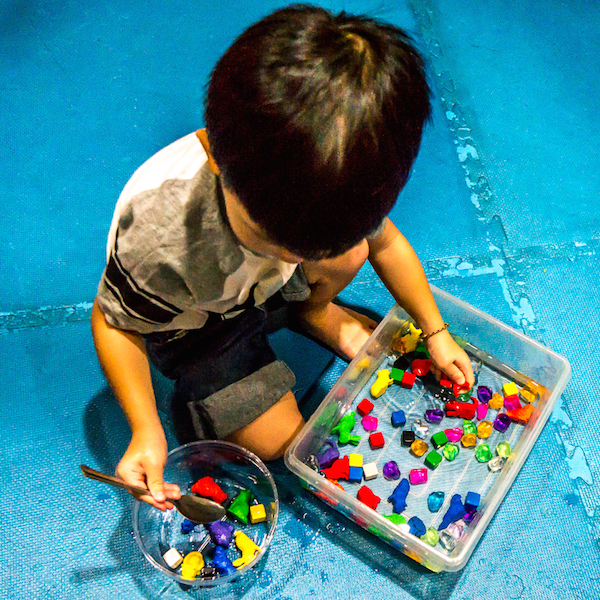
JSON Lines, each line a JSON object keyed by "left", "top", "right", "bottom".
{"left": 232, "top": 531, "right": 261, "bottom": 569}
{"left": 370, "top": 369, "right": 394, "bottom": 398}
{"left": 181, "top": 551, "right": 205, "bottom": 581}
{"left": 392, "top": 322, "right": 422, "bottom": 354}
{"left": 502, "top": 382, "right": 519, "bottom": 397}
{"left": 249, "top": 504, "right": 267, "bottom": 524}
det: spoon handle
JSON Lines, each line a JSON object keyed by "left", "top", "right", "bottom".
{"left": 80, "top": 464, "right": 152, "bottom": 497}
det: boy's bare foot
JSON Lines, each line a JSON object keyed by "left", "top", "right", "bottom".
{"left": 294, "top": 303, "right": 378, "bottom": 361}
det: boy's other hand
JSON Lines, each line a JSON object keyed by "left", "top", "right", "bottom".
{"left": 116, "top": 430, "right": 181, "bottom": 511}
{"left": 424, "top": 329, "right": 475, "bottom": 388}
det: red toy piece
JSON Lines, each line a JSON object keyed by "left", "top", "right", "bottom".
{"left": 445, "top": 397, "right": 479, "bottom": 420}
{"left": 453, "top": 381, "right": 471, "bottom": 398}
{"left": 411, "top": 358, "right": 432, "bottom": 377}
{"left": 440, "top": 377, "right": 453, "bottom": 388}
{"left": 401, "top": 371, "right": 416, "bottom": 389}
{"left": 191, "top": 477, "right": 227, "bottom": 504}
{"left": 369, "top": 431, "right": 385, "bottom": 450}
{"left": 506, "top": 404, "right": 534, "bottom": 424}
{"left": 356, "top": 398, "right": 374, "bottom": 416}
{"left": 357, "top": 486, "right": 381, "bottom": 510}
{"left": 322, "top": 456, "right": 350, "bottom": 480}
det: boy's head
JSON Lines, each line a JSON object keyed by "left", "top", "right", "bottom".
{"left": 205, "top": 4, "right": 431, "bottom": 260}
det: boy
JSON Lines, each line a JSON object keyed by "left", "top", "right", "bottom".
{"left": 92, "top": 5, "right": 474, "bottom": 511}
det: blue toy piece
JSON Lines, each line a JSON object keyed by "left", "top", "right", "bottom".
{"left": 348, "top": 465, "right": 363, "bottom": 483}
{"left": 465, "top": 491, "right": 481, "bottom": 513}
{"left": 388, "top": 478, "right": 410, "bottom": 513}
{"left": 439, "top": 494, "right": 464, "bottom": 530}
{"left": 391, "top": 410, "right": 407, "bottom": 428}
{"left": 408, "top": 516, "right": 426, "bottom": 537}
{"left": 212, "top": 545, "right": 236, "bottom": 575}
{"left": 181, "top": 518, "right": 197, "bottom": 534}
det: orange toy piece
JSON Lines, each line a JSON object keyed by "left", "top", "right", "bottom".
{"left": 191, "top": 477, "right": 227, "bottom": 504}
{"left": 506, "top": 404, "right": 534, "bottom": 424}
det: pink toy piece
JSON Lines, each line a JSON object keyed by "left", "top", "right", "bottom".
{"left": 356, "top": 398, "right": 374, "bottom": 416}
{"left": 476, "top": 403, "right": 489, "bottom": 420}
{"left": 409, "top": 468, "right": 428, "bottom": 485}
{"left": 504, "top": 394, "right": 522, "bottom": 411}
{"left": 444, "top": 428, "right": 463, "bottom": 442}
{"left": 362, "top": 415, "right": 378, "bottom": 431}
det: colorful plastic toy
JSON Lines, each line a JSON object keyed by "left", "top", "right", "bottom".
{"left": 212, "top": 545, "right": 236, "bottom": 575}
{"left": 314, "top": 438, "right": 339, "bottom": 468}
{"left": 369, "top": 431, "right": 385, "bottom": 450}
{"left": 181, "top": 551, "right": 205, "bottom": 581}
{"left": 439, "top": 494, "right": 464, "bottom": 530}
{"left": 357, "top": 485, "right": 381, "bottom": 510}
{"left": 356, "top": 398, "right": 374, "bottom": 416}
{"left": 391, "top": 410, "right": 406, "bottom": 428}
{"left": 227, "top": 489, "right": 254, "bottom": 524}
{"left": 250, "top": 504, "right": 267, "bottom": 524}
{"left": 388, "top": 478, "right": 410, "bottom": 513}
{"left": 362, "top": 462, "right": 378, "bottom": 481}
{"left": 348, "top": 465, "right": 363, "bottom": 483}
{"left": 446, "top": 397, "right": 478, "bottom": 420}
{"left": 411, "top": 358, "right": 431, "bottom": 377}
{"left": 191, "top": 476, "right": 227, "bottom": 504}
{"left": 232, "top": 531, "right": 260, "bottom": 569}
{"left": 163, "top": 547, "right": 183, "bottom": 569}
{"left": 506, "top": 404, "right": 534, "bottom": 423}
{"left": 322, "top": 456, "right": 350, "bottom": 480}
{"left": 332, "top": 412, "right": 361, "bottom": 445}
{"left": 208, "top": 520, "right": 234, "bottom": 547}
{"left": 371, "top": 369, "right": 394, "bottom": 398}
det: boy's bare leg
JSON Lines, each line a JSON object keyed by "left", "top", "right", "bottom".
{"left": 225, "top": 391, "right": 304, "bottom": 461}
{"left": 295, "top": 239, "right": 378, "bottom": 361}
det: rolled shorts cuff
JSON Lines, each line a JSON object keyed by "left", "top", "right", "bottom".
{"left": 187, "top": 360, "right": 296, "bottom": 440}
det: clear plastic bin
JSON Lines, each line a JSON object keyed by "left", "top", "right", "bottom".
{"left": 284, "top": 286, "right": 571, "bottom": 572}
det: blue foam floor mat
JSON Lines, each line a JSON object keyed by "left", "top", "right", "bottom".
{"left": 2, "top": 0, "right": 599, "bottom": 598}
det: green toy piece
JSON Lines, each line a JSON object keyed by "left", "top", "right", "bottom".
{"left": 332, "top": 412, "right": 362, "bottom": 445}
{"left": 384, "top": 514, "right": 407, "bottom": 526}
{"left": 431, "top": 431, "right": 449, "bottom": 449}
{"left": 390, "top": 368, "right": 404, "bottom": 382}
{"left": 424, "top": 450, "right": 443, "bottom": 470}
{"left": 462, "top": 420, "right": 477, "bottom": 435}
{"left": 227, "top": 489, "right": 254, "bottom": 524}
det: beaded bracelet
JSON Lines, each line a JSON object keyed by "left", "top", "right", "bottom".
{"left": 420, "top": 322, "right": 449, "bottom": 341}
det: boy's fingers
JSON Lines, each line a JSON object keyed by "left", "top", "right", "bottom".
{"left": 443, "top": 362, "right": 465, "bottom": 385}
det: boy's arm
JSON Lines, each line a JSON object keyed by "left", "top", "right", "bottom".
{"left": 91, "top": 299, "right": 181, "bottom": 509}
{"left": 367, "top": 219, "right": 474, "bottom": 387}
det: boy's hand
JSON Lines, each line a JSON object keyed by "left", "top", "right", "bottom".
{"left": 116, "top": 430, "right": 181, "bottom": 511}
{"left": 424, "top": 329, "right": 475, "bottom": 388}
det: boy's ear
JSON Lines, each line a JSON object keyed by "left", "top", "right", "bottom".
{"left": 196, "top": 129, "right": 220, "bottom": 175}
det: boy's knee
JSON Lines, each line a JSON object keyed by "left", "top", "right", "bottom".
{"left": 224, "top": 391, "right": 305, "bottom": 462}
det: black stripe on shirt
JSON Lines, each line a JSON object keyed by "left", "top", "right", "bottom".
{"left": 104, "top": 243, "right": 183, "bottom": 325}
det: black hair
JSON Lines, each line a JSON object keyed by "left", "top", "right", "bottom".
{"left": 205, "top": 4, "right": 431, "bottom": 259}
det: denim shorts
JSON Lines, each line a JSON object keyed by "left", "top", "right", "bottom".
{"left": 143, "top": 267, "right": 310, "bottom": 443}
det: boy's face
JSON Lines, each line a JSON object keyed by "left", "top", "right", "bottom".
{"left": 222, "top": 183, "right": 305, "bottom": 264}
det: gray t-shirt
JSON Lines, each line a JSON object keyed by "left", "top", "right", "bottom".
{"left": 97, "top": 133, "right": 299, "bottom": 334}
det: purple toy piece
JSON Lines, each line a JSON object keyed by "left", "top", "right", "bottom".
{"left": 212, "top": 545, "right": 236, "bottom": 575}
{"left": 444, "top": 428, "right": 463, "bottom": 442}
{"left": 314, "top": 439, "right": 339, "bottom": 469}
{"left": 424, "top": 409, "right": 444, "bottom": 424}
{"left": 388, "top": 478, "right": 410, "bottom": 513}
{"left": 493, "top": 413, "right": 512, "bottom": 433}
{"left": 209, "top": 520, "right": 235, "bottom": 547}
{"left": 361, "top": 415, "right": 378, "bottom": 431}
{"left": 383, "top": 461, "right": 401, "bottom": 481}
{"left": 439, "top": 494, "right": 464, "bottom": 530}
{"left": 477, "top": 386, "right": 493, "bottom": 403}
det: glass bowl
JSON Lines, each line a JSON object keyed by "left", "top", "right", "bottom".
{"left": 133, "top": 440, "right": 279, "bottom": 587}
